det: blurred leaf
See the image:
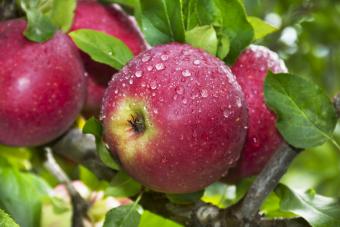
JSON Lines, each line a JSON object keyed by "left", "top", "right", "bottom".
{"left": 216, "top": 34, "right": 230, "bottom": 59}
{"left": 103, "top": 204, "right": 141, "bottom": 227}
{"left": 0, "top": 159, "right": 51, "bottom": 227}
{"left": 264, "top": 73, "right": 337, "bottom": 148}
{"left": 166, "top": 190, "right": 203, "bottom": 205}
{"left": 0, "top": 208, "right": 19, "bottom": 227}
{"left": 0, "top": 145, "right": 31, "bottom": 170}
{"left": 23, "top": 8, "right": 56, "bottom": 42}
{"left": 139, "top": 210, "right": 183, "bottom": 227}
{"left": 105, "top": 171, "right": 141, "bottom": 197}
{"left": 260, "top": 192, "right": 297, "bottom": 218}
{"left": 83, "top": 117, "right": 103, "bottom": 140}
{"left": 185, "top": 25, "right": 218, "bottom": 55}
{"left": 247, "top": 16, "right": 277, "bottom": 40}
{"left": 50, "top": 0, "right": 76, "bottom": 32}
{"left": 79, "top": 166, "right": 109, "bottom": 191}
{"left": 139, "top": 0, "right": 185, "bottom": 45}
{"left": 275, "top": 184, "right": 340, "bottom": 227}
{"left": 69, "top": 29, "right": 133, "bottom": 70}
{"left": 41, "top": 196, "right": 71, "bottom": 227}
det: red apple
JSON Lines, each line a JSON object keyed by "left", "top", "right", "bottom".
{"left": 71, "top": 1, "right": 146, "bottom": 117}
{"left": 101, "top": 43, "right": 247, "bottom": 193}
{"left": 227, "top": 45, "right": 288, "bottom": 179}
{"left": 0, "top": 19, "right": 86, "bottom": 147}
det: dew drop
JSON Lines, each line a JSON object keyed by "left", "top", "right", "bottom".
{"left": 175, "top": 87, "right": 184, "bottom": 95}
{"left": 114, "top": 89, "right": 119, "bottom": 94}
{"left": 142, "top": 55, "right": 150, "bottom": 62}
{"left": 223, "top": 109, "right": 231, "bottom": 118}
{"left": 193, "top": 59, "right": 201, "bottom": 65}
{"left": 150, "top": 81, "right": 157, "bottom": 89}
{"left": 161, "top": 55, "right": 168, "bottom": 61}
{"left": 129, "top": 79, "right": 133, "bottom": 85}
{"left": 155, "top": 63, "right": 165, "bottom": 71}
{"left": 152, "top": 92, "right": 156, "bottom": 97}
{"left": 135, "top": 71, "right": 143, "bottom": 78}
{"left": 200, "top": 89, "right": 208, "bottom": 98}
{"left": 141, "top": 82, "right": 146, "bottom": 87}
{"left": 182, "top": 98, "right": 188, "bottom": 104}
{"left": 236, "top": 98, "right": 242, "bottom": 107}
{"left": 147, "top": 66, "right": 153, "bottom": 71}
{"left": 153, "top": 108, "right": 159, "bottom": 114}
{"left": 182, "top": 69, "right": 191, "bottom": 77}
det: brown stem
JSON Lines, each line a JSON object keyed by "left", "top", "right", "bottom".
{"left": 44, "top": 148, "right": 89, "bottom": 227}
{"left": 334, "top": 93, "right": 340, "bottom": 118}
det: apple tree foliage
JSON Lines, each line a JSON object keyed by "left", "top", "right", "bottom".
{"left": 0, "top": 0, "right": 339, "bottom": 227}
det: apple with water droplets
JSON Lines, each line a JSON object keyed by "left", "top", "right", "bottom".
{"left": 226, "top": 45, "right": 288, "bottom": 180}
{"left": 71, "top": 0, "right": 146, "bottom": 117}
{"left": 101, "top": 43, "right": 247, "bottom": 193}
{"left": 0, "top": 19, "right": 86, "bottom": 146}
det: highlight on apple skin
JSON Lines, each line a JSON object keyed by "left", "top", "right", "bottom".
{"left": 101, "top": 43, "right": 248, "bottom": 193}
{"left": 71, "top": 0, "right": 146, "bottom": 117}
{"left": 0, "top": 19, "right": 86, "bottom": 147}
{"left": 227, "top": 45, "right": 288, "bottom": 180}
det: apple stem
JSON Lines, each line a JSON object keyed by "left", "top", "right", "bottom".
{"left": 44, "top": 147, "right": 89, "bottom": 227}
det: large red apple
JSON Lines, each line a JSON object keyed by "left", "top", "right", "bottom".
{"left": 71, "top": 1, "right": 146, "bottom": 117}
{"left": 227, "top": 45, "right": 287, "bottom": 179}
{"left": 0, "top": 19, "right": 86, "bottom": 147}
{"left": 101, "top": 43, "right": 247, "bottom": 193}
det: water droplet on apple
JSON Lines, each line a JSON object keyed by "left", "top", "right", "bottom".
{"left": 153, "top": 108, "right": 158, "bottom": 114}
{"left": 161, "top": 55, "right": 168, "bottom": 61}
{"left": 142, "top": 54, "right": 150, "bottom": 62}
{"left": 152, "top": 92, "right": 156, "bottom": 97}
{"left": 150, "top": 81, "right": 157, "bottom": 89}
{"left": 155, "top": 63, "right": 165, "bottom": 71}
{"left": 147, "top": 66, "right": 153, "bottom": 71}
{"left": 182, "top": 98, "right": 188, "bottom": 104}
{"left": 129, "top": 79, "right": 133, "bottom": 84}
{"left": 175, "top": 87, "right": 184, "bottom": 95}
{"left": 200, "top": 89, "right": 208, "bottom": 97}
{"left": 193, "top": 59, "right": 201, "bottom": 65}
{"left": 114, "top": 89, "right": 119, "bottom": 94}
{"left": 141, "top": 82, "right": 146, "bottom": 87}
{"left": 122, "top": 83, "right": 126, "bottom": 87}
{"left": 182, "top": 69, "right": 191, "bottom": 77}
{"left": 236, "top": 98, "right": 242, "bottom": 107}
{"left": 135, "top": 71, "right": 143, "bottom": 78}
{"left": 173, "top": 95, "right": 178, "bottom": 100}
{"left": 223, "top": 109, "right": 231, "bottom": 118}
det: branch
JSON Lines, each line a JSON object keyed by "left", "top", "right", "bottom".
{"left": 0, "top": 0, "right": 21, "bottom": 21}
{"left": 44, "top": 148, "right": 89, "bottom": 227}
{"left": 52, "top": 128, "right": 116, "bottom": 181}
{"left": 334, "top": 93, "right": 340, "bottom": 118}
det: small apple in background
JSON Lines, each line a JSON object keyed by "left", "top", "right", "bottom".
{"left": 0, "top": 19, "right": 86, "bottom": 147}
{"left": 226, "top": 45, "right": 288, "bottom": 180}
{"left": 71, "top": 0, "right": 146, "bottom": 117}
{"left": 101, "top": 43, "right": 247, "bottom": 193}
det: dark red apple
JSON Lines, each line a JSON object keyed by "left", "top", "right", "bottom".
{"left": 101, "top": 43, "right": 247, "bottom": 193}
{"left": 227, "top": 45, "right": 288, "bottom": 179}
{"left": 0, "top": 19, "right": 86, "bottom": 147}
{"left": 71, "top": 1, "right": 146, "bottom": 117}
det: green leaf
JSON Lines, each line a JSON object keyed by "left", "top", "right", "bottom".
{"left": 275, "top": 184, "right": 340, "bottom": 227}
{"left": 247, "top": 16, "right": 278, "bottom": 40}
{"left": 23, "top": 8, "right": 56, "bottom": 42}
{"left": 0, "top": 145, "right": 31, "bottom": 170}
{"left": 260, "top": 192, "right": 297, "bottom": 218}
{"left": 185, "top": 0, "right": 253, "bottom": 62}
{"left": 139, "top": 0, "right": 185, "bottom": 46}
{"left": 0, "top": 209, "right": 19, "bottom": 227}
{"left": 82, "top": 117, "right": 120, "bottom": 170}
{"left": 40, "top": 196, "right": 72, "bottom": 227}
{"left": 83, "top": 117, "right": 103, "bottom": 140}
{"left": 105, "top": 171, "right": 141, "bottom": 197}
{"left": 139, "top": 210, "right": 183, "bottom": 227}
{"left": 100, "top": 0, "right": 136, "bottom": 8}
{"left": 264, "top": 73, "right": 337, "bottom": 148}
{"left": 166, "top": 190, "right": 203, "bottom": 205}
{"left": 50, "top": 0, "right": 76, "bottom": 32}
{"left": 79, "top": 166, "right": 109, "bottom": 191}
{"left": 103, "top": 204, "right": 141, "bottom": 227}
{"left": 69, "top": 29, "right": 133, "bottom": 70}
{"left": 0, "top": 159, "right": 51, "bottom": 227}
{"left": 185, "top": 25, "right": 218, "bottom": 55}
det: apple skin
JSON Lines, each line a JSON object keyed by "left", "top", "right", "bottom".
{"left": 101, "top": 43, "right": 247, "bottom": 193}
{"left": 0, "top": 19, "right": 86, "bottom": 147}
{"left": 227, "top": 45, "right": 288, "bottom": 180}
{"left": 71, "top": 1, "right": 146, "bottom": 117}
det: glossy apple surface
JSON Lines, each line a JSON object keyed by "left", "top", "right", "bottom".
{"left": 101, "top": 43, "right": 247, "bottom": 193}
{"left": 71, "top": 1, "right": 146, "bottom": 117}
{"left": 227, "top": 45, "right": 288, "bottom": 179}
{"left": 0, "top": 19, "right": 86, "bottom": 146}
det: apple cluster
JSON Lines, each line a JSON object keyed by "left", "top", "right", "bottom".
{"left": 0, "top": 1, "right": 287, "bottom": 193}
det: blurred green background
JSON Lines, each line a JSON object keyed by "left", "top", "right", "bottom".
{"left": 244, "top": 0, "right": 340, "bottom": 197}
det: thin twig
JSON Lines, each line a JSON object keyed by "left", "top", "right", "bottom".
{"left": 334, "top": 93, "right": 340, "bottom": 118}
{"left": 234, "top": 143, "right": 301, "bottom": 226}
{"left": 44, "top": 147, "right": 89, "bottom": 227}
